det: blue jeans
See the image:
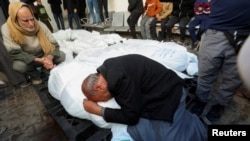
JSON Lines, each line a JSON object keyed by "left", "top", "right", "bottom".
{"left": 87, "top": 0, "right": 101, "bottom": 23}
{"left": 68, "top": 13, "right": 82, "bottom": 29}
{"left": 53, "top": 13, "right": 65, "bottom": 30}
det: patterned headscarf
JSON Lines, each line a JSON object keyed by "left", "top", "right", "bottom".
{"left": 7, "top": 1, "right": 55, "bottom": 54}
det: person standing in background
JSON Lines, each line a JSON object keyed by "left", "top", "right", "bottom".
{"left": 77, "top": 0, "right": 87, "bottom": 25}
{"left": 63, "top": 0, "right": 82, "bottom": 29}
{"left": 48, "top": 0, "right": 65, "bottom": 30}
{"left": 87, "top": 0, "right": 101, "bottom": 26}
{"left": 97, "top": 0, "right": 108, "bottom": 26}
{"left": 34, "top": 0, "right": 53, "bottom": 32}
{"left": 127, "top": 0, "right": 144, "bottom": 39}
{"left": 190, "top": 0, "right": 250, "bottom": 123}
{"left": 20, "top": 0, "right": 38, "bottom": 19}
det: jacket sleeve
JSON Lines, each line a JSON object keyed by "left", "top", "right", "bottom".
{"left": 103, "top": 74, "right": 142, "bottom": 125}
{"left": 186, "top": 0, "right": 195, "bottom": 17}
{"left": 98, "top": 61, "right": 143, "bottom": 125}
{"left": 154, "top": 0, "right": 162, "bottom": 16}
{"left": 128, "top": 0, "right": 137, "bottom": 12}
{"left": 159, "top": 2, "right": 173, "bottom": 19}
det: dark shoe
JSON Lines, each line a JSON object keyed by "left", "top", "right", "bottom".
{"left": 190, "top": 99, "right": 207, "bottom": 116}
{"left": 206, "top": 104, "right": 225, "bottom": 122}
{"left": 17, "top": 81, "right": 31, "bottom": 88}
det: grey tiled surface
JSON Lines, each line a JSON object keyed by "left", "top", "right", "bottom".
{"left": 0, "top": 82, "right": 69, "bottom": 141}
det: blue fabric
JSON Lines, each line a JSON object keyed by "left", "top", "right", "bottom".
{"left": 208, "top": 0, "right": 250, "bottom": 30}
{"left": 188, "top": 15, "right": 208, "bottom": 42}
{"left": 53, "top": 13, "right": 65, "bottom": 30}
{"left": 67, "top": 13, "right": 81, "bottom": 29}
{"left": 127, "top": 89, "right": 207, "bottom": 141}
{"left": 87, "top": 0, "right": 101, "bottom": 23}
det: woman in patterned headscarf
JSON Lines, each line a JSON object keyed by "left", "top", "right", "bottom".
{"left": 1, "top": 1, "right": 65, "bottom": 85}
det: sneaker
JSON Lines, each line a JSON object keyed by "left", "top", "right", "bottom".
{"left": 97, "top": 22, "right": 105, "bottom": 27}
{"left": 190, "top": 99, "right": 207, "bottom": 116}
{"left": 32, "top": 79, "right": 43, "bottom": 85}
{"left": 91, "top": 23, "right": 97, "bottom": 26}
{"left": 206, "top": 104, "right": 225, "bottom": 122}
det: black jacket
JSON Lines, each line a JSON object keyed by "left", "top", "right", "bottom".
{"left": 128, "top": 0, "right": 144, "bottom": 14}
{"left": 63, "top": 0, "right": 79, "bottom": 13}
{"left": 48, "top": 0, "right": 63, "bottom": 14}
{"left": 97, "top": 54, "right": 184, "bottom": 125}
{"left": 172, "top": 0, "right": 195, "bottom": 19}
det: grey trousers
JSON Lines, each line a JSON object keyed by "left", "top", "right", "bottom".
{"left": 196, "top": 29, "right": 242, "bottom": 106}
{"left": 140, "top": 15, "right": 155, "bottom": 39}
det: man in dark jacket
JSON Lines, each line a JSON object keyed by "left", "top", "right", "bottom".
{"left": 48, "top": 0, "right": 65, "bottom": 30}
{"left": 127, "top": 0, "right": 143, "bottom": 39}
{"left": 82, "top": 54, "right": 207, "bottom": 141}
{"left": 63, "top": 0, "right": 82, "bottom": 29}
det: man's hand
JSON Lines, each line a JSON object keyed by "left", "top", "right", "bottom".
{"left": 34, "top": 55, "right": 55, "bottom": 69}
{"left": 42, "top": 55, "right": 55, "bottom": 69}
{"left": 83, "top": 99, "right": 102, "bottom": 116}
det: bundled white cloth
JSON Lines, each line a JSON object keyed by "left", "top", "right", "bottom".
{"left": 49, "top": 30, "right": 199, "bottom": 140}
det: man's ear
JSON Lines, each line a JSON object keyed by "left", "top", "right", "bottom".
{"left": 93, "top": 83, "right": 102, "bottom": 91}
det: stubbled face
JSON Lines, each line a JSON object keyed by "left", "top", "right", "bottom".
{"left": 17, "top": 7, "right": 35, "bottom": 32}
